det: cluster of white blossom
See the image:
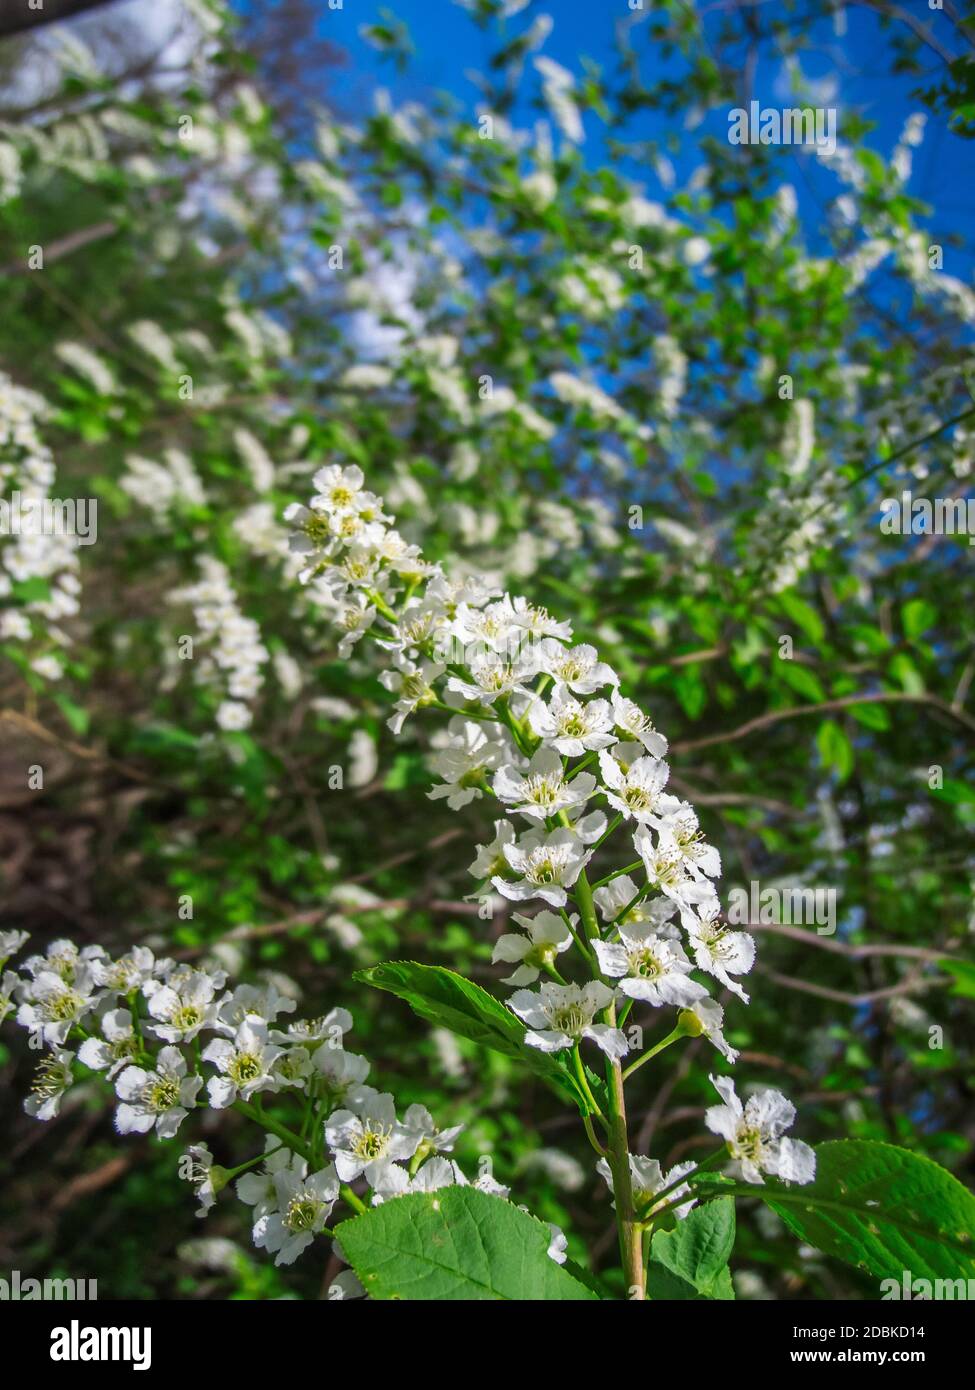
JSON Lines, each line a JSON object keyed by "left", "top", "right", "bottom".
{"left": 0, "top": 372, "right": 82, "bottom": 672}
{"left": 0, "top": 929, "right": 562, "bottom": 1283}
{"left": 286, "top": 467, "right": 816, "bottom": 1191}
{"left": 171, "top": 555, "right": 268, "bottom": 729}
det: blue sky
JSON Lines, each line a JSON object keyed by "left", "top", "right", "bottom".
{"left": 233, "top": 0, "right": 974, "bottom": 273}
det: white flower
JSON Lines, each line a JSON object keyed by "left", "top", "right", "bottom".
{"left": 493, "top": 827, "right": 592, "bottom": 908}
{"left": 597, "top": 1154, "right": 697, "bottom": 1219}
{"left": 446, "top": 649, "right": 538, "bottom": 705}
{"left": 0, "top": 930, "right": 29, "bottom": 960}
{"left": 528, "top": 689, "right": 615, "bottom": 756}
{"left": 89, "top": 946, "right": 166, "bottom": 995}
{"left": 203, "top": 1017, "right": 284, "bottom": 1107}
{"left": 215, "top": 982, "right": 297, "bottom": 1034}
{"left": 254, "top": 1166, "right": 339, "bottom": 1266}
{"left": 114, "top": 1047, "right": 202, "bottom": 1138}
{"left": 682, "top": 235, "right": 711, "bottom": 267}
{"left": 705, "top": 1075, "right": 816, "bottom": 1186}
{"left": 681, "top": 901, "right": 755, "bottom": 1003}
{"left": 594, "top": 926, "right": 707, "bottom": 1008}
{"left": 508, "top": 981, "right": 629, "bottom": 1058}
{"left": 0, "top": 970, "right": 19, "bottom": 1026}
{"left": 491, "top": 910, "right": 574, "bottom": 985}
{"left": 509, "top": 596, "right": 573, "bottom": 641}
{"left": 145, "top": 969, "right": 221, "bottom": 1043}
{"left": 16, "top": 968, "right": 99, "bottom": 1046}
{"left": 311, "top": 463, "right": 366, "bottom": 514}
{"left": 272, "top": 1006, "right": 353, "bottom": 1046}
{"left": 380, "top": 657, "right": 444, "bottom": 733}
{"left": 182, "top": 1143, "right": 219, "bottom": 1216}
{"left": 236, "top": 1139, "right": 307, "bottom": 1220}
{"left": 335, "top": 593, "right": 377, "bottom": 657}
{"left": 493, "top": 746, "right": 595, "bottom": 821}
{"left": 19, "top": 939, "right": 98, "bottom": 983}
{"left": 652, "top": 804, "right": 721, "bottom": 880}
{"left": 468, "top": 819, "right": 517, "bottom": 880}
{"left": 24, "top": 1050, "right": 75, "bottom": 1121}
{"left": 683, "top": 997, "right": 739, "bottom": 1063}
{"left": 545, "top": 1223, "right": 569, "bottom": 1264}
{"left": 380, "top": 597, "right": 449, "bottom": 660}
{"left": 634, "top": 826, "right": 717, "bottom": 912}
{"left": 311, "top": 1047, "right": 371, "bottom": 1108}
{"left": 216, "top": 699, "right": 251, "bottom": 731}
{"left": 610, "top": 692, "right": 668, "bottom": 757}
{"left": 402, "top": 1103, "right": 464, "bottom": 1156}
{"left": 447, "top": 597, "right": 519, "bottom": 653}
{"left": 592, "top": 876, "right": 679, "bottom": 936}
{"left": 78, "top": 1008, "right": 140, "bottom": 1078}
{"left": 598, "top": 748, "right": 674, "bottom": 823}
{"left": 267, "top": 1044, "right": 312, "bottom": 1091}
{"left": 538, "top": 640, "right": 618, "bottom": 694}
{"left": 325, "top": 1090, "right": 421, "bottom": 1183}
{"left": 428, "top": 718, "right": 509, "bottom": 809}
{"left": 369, "top": 1155, "right": 465, "bottom": 1203}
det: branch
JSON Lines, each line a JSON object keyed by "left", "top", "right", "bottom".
{"left": 2, "top": 220, "right": 118, "bottom": 277}
{"left": 747, "top": 920, "right": 966, "bottom": 964}
{"left": 671, "top": 690, "right": 975, "bottom": 754}
{"left": 753, "top": 963, "right": 942, "bottom": 1006}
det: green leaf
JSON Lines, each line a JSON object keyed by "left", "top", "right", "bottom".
{"left": 702, "top": 1141, "right": 975, "bottom": 1283}
{"left": 777, "top": 592, "right": 826, "bottom": 644}
{"left": 889, "top": 652, "right": 925, "bottom": 694}
{"left": 849, "top": 702, "right": 891, "bottom": 731}
{"left": 902, "top": 598, "right": 937, "bottom": 640}
{"left": 647, "top": 1197, "right": 736, "bottom": 1299}
{"left": 355, "top": 961, "right": 589, "bottom": 1112}
{"left": 817, "top": 718, "right": 854, "bottom": 782}
{"left": 930, "top": 777, "right": 975, "bottom": 806}
{"left": 334, "top": 1187, "right": 598, "bottom": 1300}
{"left": 53, "top": 693, "right": 90, "bottom": 737}
{"left": 940, "top": 959, "right": 975, "bottom": 1000}
{"left": 778, "top": 661, "right": 827, "bottom": 703}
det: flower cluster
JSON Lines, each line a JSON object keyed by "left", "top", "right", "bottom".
{"left": 171, "top": 556, "right": 268, "bottom": 730}
{"left": 0, "top": 930, "right": 562, "bottom": 1281}
{"left": 287, "top": 467, "right": 815, "bottom": 1191}
{"left": 0, "top": 373, "right": 82, "bottom": 673}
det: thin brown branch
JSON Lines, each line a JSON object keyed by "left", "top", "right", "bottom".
{"left": 672, "top": 691, "right": 975, "bottom": 754}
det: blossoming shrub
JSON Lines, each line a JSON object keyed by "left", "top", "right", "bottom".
{"left": 1, "top": 0, "right": 974, "bottom": 1298}
{"left": 4, "top": 469, "right": 973, "bottom": 1299}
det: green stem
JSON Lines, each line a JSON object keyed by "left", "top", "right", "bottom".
{"left": 602, "top": 1016, "right": 644, "bottom": 1300}
{"left": 233, "top": 1100, "right": 313, "bottom": 1164}
{"left": 583, "top": 1111, "right": 608, "bottom": 1159}
{"left": 592, "top": 813, "right": 623, "bottom": 853}
{"left": 341, "top": 1184, "right": 368, "bottom": 1215}
{"left": 621, "top": 1026, "right": 684, "bottom": 1083}
{"left": 589, "top": 861, "right": 642, "bottom": 891}
{"left": 571, "top": 1042, "right": 607, "bottom": 1126}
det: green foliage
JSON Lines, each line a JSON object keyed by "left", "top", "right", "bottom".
{"left": 356, "top": 961, "right": 592, "bottom": 1113}
{"left": 701, "top": 1142, "right": 975, "bottom": 1284}
{"left": 335, "top": 1188, "right": 597, "bottom": 1300}
{"left": 646, "top": 1199, "right": 736, "bottom": 1300}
